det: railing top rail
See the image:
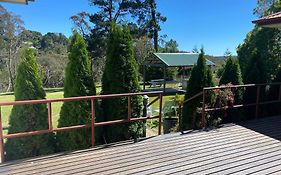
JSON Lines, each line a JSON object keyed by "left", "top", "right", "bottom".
{"left": 203, "top": 82, "right": 281, "bottom": 90}
{"left": 0, "top": 91, "right": 163, "bottom": 106}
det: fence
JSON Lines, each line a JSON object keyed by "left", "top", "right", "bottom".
{"left": 0, "top": 91, "right": 163, "bottom": 163}
{"left": 200, "top": 82, "right": 281, "bottom": 127}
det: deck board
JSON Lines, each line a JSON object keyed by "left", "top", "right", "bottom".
{"left": 1, "top": 116, "right": 281, "bottom": 174}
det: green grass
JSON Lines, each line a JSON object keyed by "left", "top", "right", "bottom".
{"left": 0, "top": 92, "right": 64, "bottom": 130}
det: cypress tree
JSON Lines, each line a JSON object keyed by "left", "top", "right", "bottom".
{"left": 5, "top": 48, "right": 55, "bottom": 161}
{"left": 101, "top": 24, "right": 143, "bottom": 143}
{"left": 57, "top": 32, "right": 97, "bottom": 151}
{"left": 219, "top": 55, "right": 244, "bottom": 122}
{"left": 243, "top": 50, "right": 267, "bottom": 119}
{"left": 181, "top": 49, "right": 215, "bottom": 130}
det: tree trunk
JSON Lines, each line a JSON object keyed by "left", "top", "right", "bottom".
{"left": 6, "top": 42, "right": 14, "bottom": 92}
{"left": 150, "top": 0, "right": 158, "bottom": 52}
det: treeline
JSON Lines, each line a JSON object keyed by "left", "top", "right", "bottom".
{"left": 0, "top": 5, "right": 70, "bottom": 92}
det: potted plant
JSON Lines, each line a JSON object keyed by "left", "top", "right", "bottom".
{"left": 163, "top": 97, "right": 178, "bottom": 134}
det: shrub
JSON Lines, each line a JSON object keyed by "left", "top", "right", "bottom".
{"left": 243, "top": 50, "right": 267, "bottom": 119}
{"left": 181, "top": 49, "right": 215, "bottom": 130}
{"left": 5, "top": 48, "right": 55, "bottom": 161}
{"left": 219, "top": 55, "right": 244, "bottom": 122}
{"left": 101, "top": 24, "right": 143, "bottom": 142}
{"left": 57, "top": 32, "right": 97, "bottom": 151}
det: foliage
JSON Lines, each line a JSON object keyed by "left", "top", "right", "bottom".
{"left": 82, "top": 0, "right": 145, "bottom": 82}
{"left": 254, "top": 0, "right": 281, "bottom": 17}
{"left": 163, "top": 100, "right": 176, "bottom": 118}
{"left": 181, "top": 49, "right": 215, "bottom": 130}
{"left": 143, "top": 39, "right": 179, "bottom": 82}
{"left": 138, "top": 0, "right": 167, "bottom": 51}
{"left": 237, "top": 27, "right": 281, "bottom": 82}
{"left": 5, "top": 48, "right": 55, "bottom": 161}
{"left": 267, "top": 67, "right": 281, "bottom": 116}
{"left": 0, "top": 5, "right": 24, "bottom": 92}
{"left": 57, "top": 32, "right": 97, "bottom": 151}
{"left": 243, "top": 50, "right": 267, "bottom": 118}
{"left": 37, "top": 53, "right": 68, "bottom": 88}
{"left": 160, "top": 39, "right": 179, "bottom": 53}
{"left": 0, "top": 5, "right": 69, "bottom": 91}
{"left": 41, "top": 32, "right": 69, "bottom": 54}
{"left": 19, "top": 30, "right": 43, "bottom": 49}
{"left": 101, "top": 24, "right": 143, "bottom": 143}
{"left": 219, "top": 55, "right": 244, "bottom": 103}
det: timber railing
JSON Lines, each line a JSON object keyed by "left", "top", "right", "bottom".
{"left": 201, "top": 82, "right": 281, "bottom": 127}
{"left": 0, "top": 91, "right": 163, "bottom": 163}
{"left": 181, "top": 82, "right": 281, "bottom": 129}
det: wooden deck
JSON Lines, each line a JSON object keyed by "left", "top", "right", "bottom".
{"left": 1, "top": 116, "right": 281, "bottom": 174}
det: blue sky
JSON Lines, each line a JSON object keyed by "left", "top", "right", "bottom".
{"left": 1, "top": 0, "right": 258, "bottom": 56}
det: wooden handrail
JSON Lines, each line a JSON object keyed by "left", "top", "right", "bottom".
{"left": 183, "top": 91, "right": 203, "bottom": 104}
{"left": 0, "top": 91, "right": 164, "bottom": 163}
{"left": 0, "top": 91, "right": 163, "bottom": 106}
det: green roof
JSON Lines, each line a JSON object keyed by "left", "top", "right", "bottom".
{"left": 146, "top": 53, "right": 215, "bottom": 67}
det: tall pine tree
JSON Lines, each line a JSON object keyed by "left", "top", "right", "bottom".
{"left": 57, "top": 32, "right": 97, "bottom": 151}
{"left": 101, "top": 24, "right": 143, "bottom": 143}
{"left": 5, "top": 48, "right": 55, "bottom": 161}
{"left": 181, "top": 49, "right": 215, "bottom": 130}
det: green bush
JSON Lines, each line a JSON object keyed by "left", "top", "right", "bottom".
{"left": 5, "top": 48, "right": 55, "bottom": 161}
{"left": 181, "top": 49, "right": 215, "bottom": 130}
{"left": 267, "top": 68, "right": 281, "bottom": 116}
{"left": 57, "top": 32, "right": 97, "bottom": 151}
{"left": 219, "top": 55, "right": 244, "bottom": 122}
{"left": 243, "top": 50, "right": 267, "bottom": 119}
{"left": 101, "top": 24, "right": 143, "bottom": 143}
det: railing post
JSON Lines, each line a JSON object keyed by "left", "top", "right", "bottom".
{"left": 128, "top": 96, "right": 131, "bottom": 120}
{"left": 279, "top": 84, "right": 281, "bottom": 101}
{"left": 0, "top": 106, "right": 4, "bottom": 163}
{"left": 91, "top": 98, "right": 96, "bottom": 147}
{"left": 158, "top": 93, "right": 163, "bottom": 135}
{"left": 47, "top": 103, "right": 52, "bottom": 130}
{"left": 202, "top": 89, "right": 206, "bottom": 128}
{"left": 255, "top": 85, "right": 261, "bottom": 119}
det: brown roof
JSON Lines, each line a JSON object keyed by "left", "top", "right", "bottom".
{"left": 252, "top": 12, "right": 281, "bottom": 27}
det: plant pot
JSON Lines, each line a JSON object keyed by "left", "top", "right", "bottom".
{"left": 163, "top": 117, "right": 178, "bottom": 134}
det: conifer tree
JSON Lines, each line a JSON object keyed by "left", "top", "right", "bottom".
{"left": 101, "top": 24, "right": 143, "bottom": 143}
{"left": 220, "top": 55, "right": 244, "bottom": 103}
{"left": 219, "top": 55, "right": 244, "bottom": 122}
{"left": 5, "top": 48, "right": 55, "bottom": 161}
{"left": 181, "top": 49, "right": 215, "bottom": 130}
{"left": 243, "top": 50, "right": 267, "bottom": 118}
{"left": 57, "top": 32, "right": 97, "bottom": 151}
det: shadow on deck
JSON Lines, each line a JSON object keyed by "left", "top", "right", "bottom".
{"left": 1, "top": 116, "right": 281, "bottom": 174}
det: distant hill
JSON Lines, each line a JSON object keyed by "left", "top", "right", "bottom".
{"left": 206, "top": 55, "right": 237, "bottom": 67}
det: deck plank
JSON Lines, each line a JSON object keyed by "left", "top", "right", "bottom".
{"left": 0, "top": 116, "right": 281, "bottom": 175}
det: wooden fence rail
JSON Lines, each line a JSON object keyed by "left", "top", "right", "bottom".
{"left": 201, "top": 83, "right": 281, "bottom": 127}
{"left": 0, "top": 91, "right": 163, "bottom": 163}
